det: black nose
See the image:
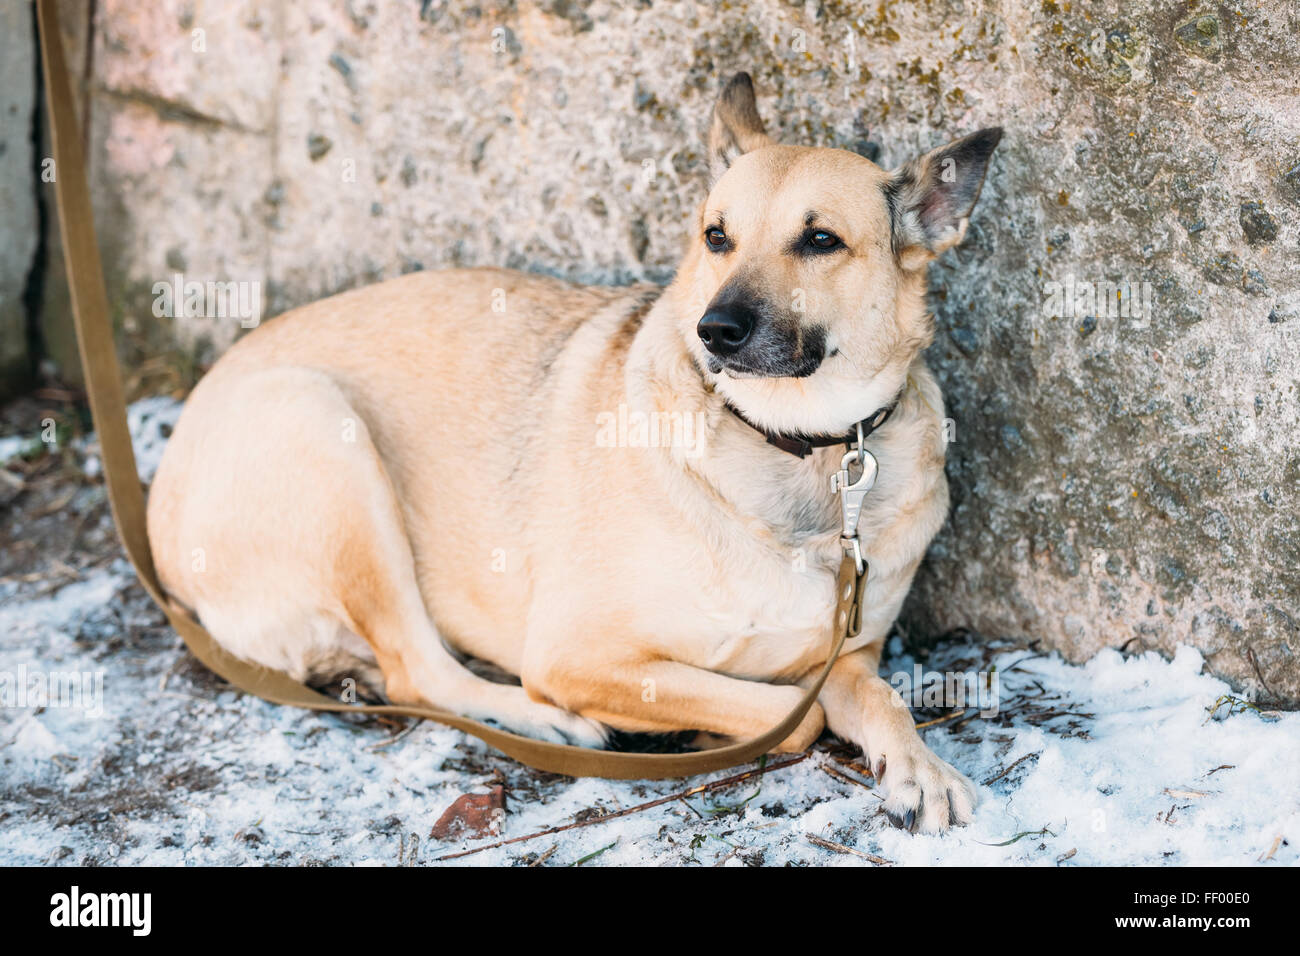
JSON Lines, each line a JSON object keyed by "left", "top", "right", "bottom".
{"left": 697, "top": 306, "right": 754, "bottom": 356}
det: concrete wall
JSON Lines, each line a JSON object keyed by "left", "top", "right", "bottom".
{"left": 14, "top": 0, "right": 1300, "bottom": 703}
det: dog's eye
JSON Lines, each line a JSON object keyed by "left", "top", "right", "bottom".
{"left": 808, "top": 230, "right": 842, "bottom": 250}
{"left": 704, "top": 227, "right": 729, "bottom": 250}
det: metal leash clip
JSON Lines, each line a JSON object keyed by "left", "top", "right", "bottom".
{"left": 829, "top": 423, "right": 878, "bottom": 576}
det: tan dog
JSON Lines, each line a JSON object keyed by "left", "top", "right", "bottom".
{"left": 147, "top": 73, "right": 1000, "bottom": 833}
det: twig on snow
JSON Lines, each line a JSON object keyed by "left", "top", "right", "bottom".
{"left": 805, "top": 835, "right": 893, "bottom": 865}
{"left": 1258, "top": 834, "right": 1284, "bottom": 863}
{"left": 982, "top": 751, "right": 1041, "bottom": 786}
{"left": 915, "top": 709, "right": 970, "bottom": 730}
{"left": 436, "top": 753, "right": 810, "bottom": 861}
{"left": 818, "top": 762, "right": 875, "bottom": 791}
{"left": 365, "top": 720, "right": 421, "bottom": 751}
{"left": 528, "top": 844, "right": 558, "bottom": 866}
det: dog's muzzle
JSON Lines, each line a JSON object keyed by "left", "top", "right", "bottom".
{"left": 697, "top": 304, "right": 755, "bottom": 357}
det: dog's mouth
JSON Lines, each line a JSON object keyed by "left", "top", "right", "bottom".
{"left": 707, "top": 353, "right": 824, "bottom": 379}
{"left": 706, "top": 324, "right": 827, "bottom": 379}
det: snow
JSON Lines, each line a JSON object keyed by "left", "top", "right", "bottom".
{"left": 123, "top": 396, "right": 184, "bottom": 483}
{"left": 1, "top": 398, "right": 1296, "bottom": 866}
{"left": 70, "top": 394, "right": 182, "bottom": 484}
{"left": 0, "top": 434, "right": 37, "bottom": 464}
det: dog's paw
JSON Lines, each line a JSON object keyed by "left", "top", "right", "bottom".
{"left": 870, "top": 742, "right": 976, "bottom": 834}
{"left": 514, "top": 708, "right": 611, "bottom": 749}
{"left": 478, "top": 691, "right": 611, "bottom": 749}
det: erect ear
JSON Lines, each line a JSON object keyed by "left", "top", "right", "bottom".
{"left": 884, "top": 127, "right": 1003, "bottom": 269}
{"left": 707, "top": 72, "right": 773, "bottom": 184}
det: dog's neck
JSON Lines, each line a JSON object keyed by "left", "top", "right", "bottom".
{"left": 720, "top": 394, "right": 898, "bottom": 459}
{"left": 624, "top": 288, "right": 908, "bottom": 550}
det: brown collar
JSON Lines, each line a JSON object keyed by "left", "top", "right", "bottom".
{"left": 724, "top": 400, "right": 898, "bottom": 459}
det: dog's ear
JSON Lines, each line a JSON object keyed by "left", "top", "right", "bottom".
{"left": 707, "top": 72, "right": 773, "bottom": 184}
{"left": 885, "top": 127, "right": 1002, "bottom": 269}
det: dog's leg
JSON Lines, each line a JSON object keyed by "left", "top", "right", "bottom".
{"left": 813, "top": 641, "right": 976, "bottom": 832}
{"left": 523, "top": 653, "right": 825, "bottom": 753}
{"left": 347, "top": 584, "right": 609, "bottom": 748}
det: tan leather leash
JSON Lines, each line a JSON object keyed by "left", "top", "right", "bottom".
{"left": 34, "top": 0, "right": 870, "bottom": 780}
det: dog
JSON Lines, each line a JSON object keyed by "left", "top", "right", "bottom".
{"left": 147, "top": 73, "right": 1000, "bottom": 833}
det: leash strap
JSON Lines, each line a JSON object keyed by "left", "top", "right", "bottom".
{"left": 35, "top": 0, "right": 863, "bottom": 780}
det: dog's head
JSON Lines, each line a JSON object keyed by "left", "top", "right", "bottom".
{"left": 679, "top": 72, "right": 1001, "bottom": 435}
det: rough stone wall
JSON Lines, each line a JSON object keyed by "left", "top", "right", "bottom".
{"left": 21, "top": 0, "right": 1300, "bottom": 702}
{"left": 0, "top": 0, "right": 38, "bottom": 398}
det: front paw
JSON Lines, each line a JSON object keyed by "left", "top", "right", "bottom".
{"left": 869, "top": 742, "right": 976, "bottom": 834}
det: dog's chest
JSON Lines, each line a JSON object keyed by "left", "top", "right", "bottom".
{"left": 667, "top": 454, "right": 850, "bottom": 680}
{"left": 683, "top": 544, "right": 841, "bottom": 681}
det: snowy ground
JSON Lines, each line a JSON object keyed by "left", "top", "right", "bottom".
{"left": 1, "top": 398, "right": 1296, "bottom": 866}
